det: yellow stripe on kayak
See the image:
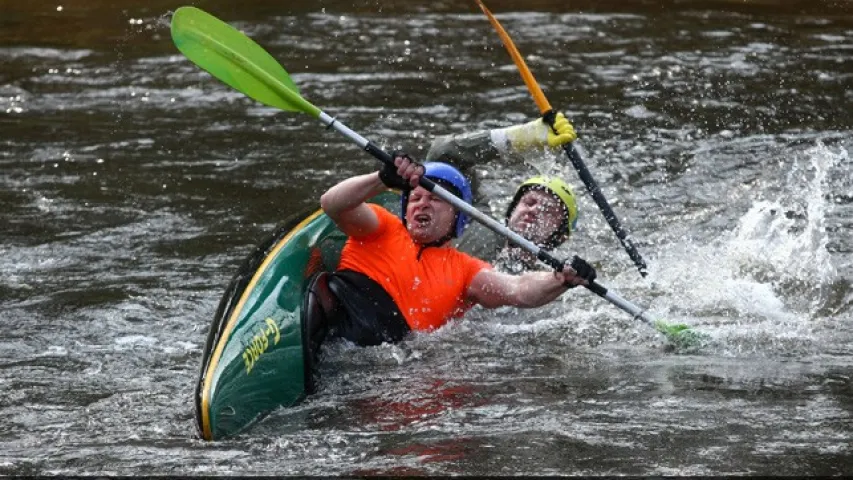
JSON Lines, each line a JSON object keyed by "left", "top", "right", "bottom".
{"left": 200, "top": 208, "right": 324, "bottom": 440}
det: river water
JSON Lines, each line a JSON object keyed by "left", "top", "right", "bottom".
{"left": 2, "top": 0, "right": 852, "bottom": 475}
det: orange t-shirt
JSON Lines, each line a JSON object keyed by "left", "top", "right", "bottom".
{"left": 337, "top": 204, "right": 491, "bottom": 331}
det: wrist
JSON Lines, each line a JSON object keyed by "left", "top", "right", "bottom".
{"left": 363, "top": 172, "right": 389, "bottom": 198}
{"left": 554, "top": 270, "right": 578, "bottom": 289}
{"left": 371, "top": 171, "right": 388, "bottom": 190}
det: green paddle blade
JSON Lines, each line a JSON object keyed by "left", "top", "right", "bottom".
{"left": 653, "top": 319, "right": 709, "bottom": 351}
{"left": 170, "top": 6, "right": 320, "bottom": 117}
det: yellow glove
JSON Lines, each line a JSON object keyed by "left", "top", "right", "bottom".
{"left": 548, "top": 112, "right": 576, "bottom": 148}
{"left": 492, "top": 112, "right": 577, "bottom": 153}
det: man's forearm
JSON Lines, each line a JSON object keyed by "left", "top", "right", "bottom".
{"left": 471, "top": 269, "right": 569, "bottom": 309}
{"left": 425, "top": 130, "right": 510, "bottom": 169}
{"left": 320, "top": 172, "right": 386, "bottom": 218}
{"left": 513, "top": 271, "right": 568, "bottom": 308}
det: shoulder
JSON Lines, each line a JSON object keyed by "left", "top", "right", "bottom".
{"left": 446, "top": 248, "right": 492, "bottom": 278}
{"left": 350, "top": 203, "right": 402, "bottom": 240}
{"left": 368, "top": 202, "right": 410, "bottom": 231}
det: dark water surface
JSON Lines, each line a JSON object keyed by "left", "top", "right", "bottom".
{"left": 2, "top": 0, "right": 852, "bottom": 475}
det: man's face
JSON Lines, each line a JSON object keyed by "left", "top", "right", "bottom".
{"left": 405, "top": 186, "right": 457, "bottom": 245}
{"left": 508, "top": 189, "right": 565, "bottom": 245}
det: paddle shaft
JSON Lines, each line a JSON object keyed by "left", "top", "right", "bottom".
{"left": 542, "top": 111, "right": 650, "bottom": 277}
{"left": 475, "top": 0, "right": 648, "bottom": 277}
{"left": 318, "top": 112, "right": 655, "bottom": 324}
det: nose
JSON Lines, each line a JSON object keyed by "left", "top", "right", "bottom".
{"left": 518, "top": 202, "right": 537, "bottom": 215}
{"left": 409, "top": 194, "right": 430, "bottom": 210}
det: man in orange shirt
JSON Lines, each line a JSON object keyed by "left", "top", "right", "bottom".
{"left": 314, "top": 154, "right": 596, "bottom": 349}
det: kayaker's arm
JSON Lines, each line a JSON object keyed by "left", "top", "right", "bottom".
{"left": 426, "top": 130, "right": 504, "bottom": 170}
{"left": 465, "top": 267, "right": 588, "bottom": 309}
{"left": 425, "top": 112, "right": 577, "bottom": 172}
{"left": 320, "top": 172, "right": 386, "bottom": 237}
{"left": 321, "top": 155, "right": 423, "bottom": 238}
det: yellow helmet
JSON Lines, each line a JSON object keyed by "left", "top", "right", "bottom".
{"left": 506, "top": 176, "right": 579, "bottom": 240}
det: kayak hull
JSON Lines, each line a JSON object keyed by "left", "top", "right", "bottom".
{"left": 194, "top": 191, "right": 400, "bottom": 441}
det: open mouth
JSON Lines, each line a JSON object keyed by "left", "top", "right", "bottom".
{"left": 513, "top": 217, "right": 535, "bottom": 231}
{"left": 413, "top": 213, "right": 431, "bottom": 227}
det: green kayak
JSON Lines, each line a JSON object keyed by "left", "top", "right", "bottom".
{"left": 194, "top": 191, "right": 401, "bottom": 441}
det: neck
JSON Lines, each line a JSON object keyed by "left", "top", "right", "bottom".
{"left": 410, "top": 223, "right": 455, "bottom": 250}
{"left": 419, "top": 235, "right": 452, "bottom": 249}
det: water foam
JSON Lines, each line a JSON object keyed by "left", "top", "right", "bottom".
{"left": 647, "top": 141, "right": 845, "bottom": 353}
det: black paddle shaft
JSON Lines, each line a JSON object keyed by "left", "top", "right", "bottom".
{"left": 542, "top": 110, "right": 649, "bottom": 277}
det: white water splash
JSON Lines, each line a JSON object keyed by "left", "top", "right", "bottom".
{"left": 645, "top": 142, "right": 844, "bottom": 349}
{"left": 728, "top": 142, "right": 841, "bottom": 301}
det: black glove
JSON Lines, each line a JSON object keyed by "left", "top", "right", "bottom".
{"left": 565, "top": 255, "right": 597, "bottom": 288}
{"left": 378, "top": 151, "right": 420, "bottom": 191}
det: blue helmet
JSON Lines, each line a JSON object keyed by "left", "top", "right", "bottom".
{"left": 400, "top": 162, "right": 473, "bottom": 238}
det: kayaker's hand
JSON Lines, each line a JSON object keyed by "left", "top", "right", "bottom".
{"left": 379, "top": 151, "right": 424, "bottom": 190}
{"left": 560, "top": 255, "right": 596, "bottom": 288}
{"left": 495, "top": 111, "right": 577, "bottom": 152}
{"left": 547, "top": 112, "right": 577, "bottom": 148}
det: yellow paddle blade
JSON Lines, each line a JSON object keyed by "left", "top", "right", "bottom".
{"left": 474, "top": 0, "right": 552, "bottom": 113}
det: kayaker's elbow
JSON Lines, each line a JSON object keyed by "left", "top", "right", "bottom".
{"left": 319, "top": 191, "right": 335, "bottom": 215}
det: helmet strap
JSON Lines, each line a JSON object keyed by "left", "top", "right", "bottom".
{"left": 542, "top": 215, "right": 569, "bottom": 250}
